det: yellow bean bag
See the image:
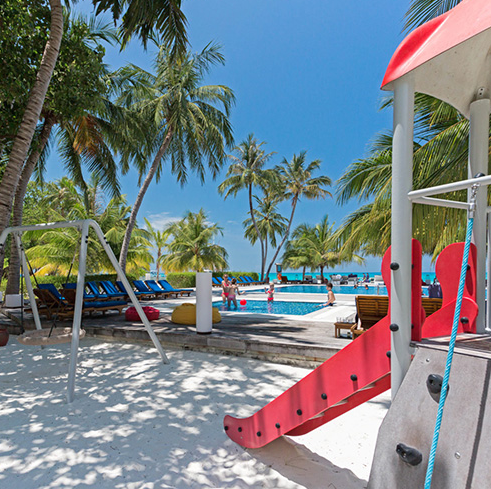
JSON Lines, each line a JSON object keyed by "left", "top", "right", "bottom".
{"left": 171, "top": 303, "right": 221, "bottom": 325}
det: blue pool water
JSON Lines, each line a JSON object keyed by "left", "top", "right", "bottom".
{"left": 213, "top": 300, "right": 323, "bottom": 315}
{"left": 276, "top": 285, "right": 389, "bottom": 295}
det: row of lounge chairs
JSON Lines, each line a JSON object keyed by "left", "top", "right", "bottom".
{"left": 212, "top": 276, "right": 261, "bottom": 287}
{"left": 30, "top": 279, "right": 192, "bottom": 320}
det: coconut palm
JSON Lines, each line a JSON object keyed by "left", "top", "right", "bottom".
{"left": 25, "top": 179, "right": 152, "bottom": 276}
{"left": 115, "top": 43, "right": 235, "bottom": 272}
{"left": 160, "top": 209, "right": 228, "bottom": 272}
{"left": 242, "top": 195, "right": 288, "bottom": 270}
{"left": 144, "top": 217, "right": 167, "bottom": 279}
{"left": 281, "top": 223, "right": 317, "bottom": 282}
{"left": 336, "top": 93, "right": 472, "bottom": 261}
{"left": 218, "top": 134, "right": 276, "bottom": 281}
{"left": 264, "top": 151, "right": 332, "bottom": 279}
{"left": 0, "top": 0, "right": 188, "bottom": 270}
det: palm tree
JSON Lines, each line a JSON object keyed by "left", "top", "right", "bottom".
{"left": 299, "top": 216, "right": 364, "bottom": 281}
{"left": 242, "top": 195, "right": 288, "bottom": 271}
{"left": 160, "top": 209, "right": 228, "bottom": 272}
{"left": 0, "top": 0, "right": 188, "bottom": 273}
{"left": 115, "top": 43, "right": 235, "bottom": 272}
{"left": 5, "top": 14, "right": 120, "bottom": 294}
{"left": 218, "top": 134, "right": 275, "bottom": 281}
{"left": 264, "top": 151, "right": 332, "bottom": 279}
{"left": 281, "top": 223, "right": 317, "bottom": 282}
{"left": 144, "top": 217, "right": 167, "bottom": 279}
{"left": 336, "top": 94, "right": 471, "bottom": 261}
{"left": 25, "top": 178, "right": 152, "bottom": 276}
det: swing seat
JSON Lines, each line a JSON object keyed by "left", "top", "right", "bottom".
{"left": 17, "top": 327, "right": 86, "bottom": 346}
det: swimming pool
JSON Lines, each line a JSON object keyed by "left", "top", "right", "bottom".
{"left": 213, "top": 300, "right": 323, "bottom": 315}
{"left": 247, "top": 284, "right": 389, "bottom": 295}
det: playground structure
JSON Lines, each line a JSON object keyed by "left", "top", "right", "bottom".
{"left": 0, "top": 219, "right": 170, "bottom": 403}
{"left": 224, "top": 0, "right": 491, "bottom": 486}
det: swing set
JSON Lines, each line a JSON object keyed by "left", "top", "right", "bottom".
{"left": 0, "top": 219, "right": 169, "bottom": 403}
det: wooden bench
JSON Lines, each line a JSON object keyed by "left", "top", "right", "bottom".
{"left": 351, "top": 295, "right": 443, "bottom": 340}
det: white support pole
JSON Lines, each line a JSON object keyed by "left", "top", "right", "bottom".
{"left": 468, "top": 98, "right": 490, "bottom": 333}
{"left": 67, "top": 222, "right": 88, "bottom": 403}
{"left": 196, "top": 272, "right": 213, "bottom": 334}
{"left": 89, "top": 220, "right": 170, "bottom": 364}
{"left": 391, "top": 77, "right": 414, "bottom": 398}
{"left": 14, "top": 234, "right": 42, "bottom": 331}
{"left": 487, "top": 212, "right": 491, "bottom": 332}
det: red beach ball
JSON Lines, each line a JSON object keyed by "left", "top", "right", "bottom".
{"left": 240, "top": 299, "right": 247, "bottom": 306}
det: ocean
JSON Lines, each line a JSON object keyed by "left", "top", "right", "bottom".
{"left": 267, "top": 271, "right": 438, "bottom": 282}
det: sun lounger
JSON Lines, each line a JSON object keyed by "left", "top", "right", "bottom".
{"left": 63, "top": 288, "right": 126, "bottom": 316}
{"left": 32, "top": 287, "right": 73, "bottom": 319}
{"left": 115, "top": 281, "right": 153, "bottom": 299}
{"left": 157, "top": 279, "right": 192, "bottom": 297}
{"left": 144, "top": 280, "right": 178, "bottom": 298}
{"left": 212, "top": 277, "right": 221, "bottom": 286}
{"left": 244, "top": 276, "right": 260, "bottom": 285}
{"left": 351, "top": 295, "right": 389, "bottom": 339}
{"left": 100, "top": 280, "right": 128, "bottom": 299}
{"left": 132, "top": 280, "right": 160, "bottom": 298}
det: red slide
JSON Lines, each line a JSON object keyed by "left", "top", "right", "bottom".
{"left": 224, "top": 240, "right": 477, "bottom": 449}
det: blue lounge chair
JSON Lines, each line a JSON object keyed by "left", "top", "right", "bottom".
{"left": 133, "top": 280, "right": 163, "bottom": 298}
{"left": 38, "top": 283, "right": 67, "bottom": 301}
{"left": 63, "top": 282, "right": 98, "bottom": 300}
{"left": 144, "top": 280, "right": 177, "bottom": 298}
{"left": 100, "top": 280, "right": 128, "bottom": 299}
{"left": 115, "top": 281, "right": 153, "bottom": 299}
{"left": 62, "top": 287, "right": 126, "bottom": 315}
{"left": 212, "top": 277, "right": 221, "bottom": 286}
{"left": 157, "top": 279, "right": 192, "bottom": 297}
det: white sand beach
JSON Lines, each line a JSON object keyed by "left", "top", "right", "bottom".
{"left": 0, "top": 338, "right": 390, "bottom": 489}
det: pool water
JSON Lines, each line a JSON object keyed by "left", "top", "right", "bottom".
{"left": 247, "top": 284, "right": 389, "bottom": 295}
{"left": 213, "top": 300, "right": 323, "bottom": 315}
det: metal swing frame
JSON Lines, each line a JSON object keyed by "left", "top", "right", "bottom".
{"left": 0, "top": 219, "right": 169, "bottom": 403}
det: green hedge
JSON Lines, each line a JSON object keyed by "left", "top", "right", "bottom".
{"left": 165, "top": 271, "right": 260, "bottom": 288}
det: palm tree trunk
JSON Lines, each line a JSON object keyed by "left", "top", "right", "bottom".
{"left": 302, "top": 266, "right": 306, "bottom": 281}
{"left": 0, "top": 0, "right": 63, "bottom": 278}
{"left": 5, "top": 117, "right": 56, "bottom": 295}
{"left": 320, "top": 265, "right": 324, "bottom": 282}
{"left": 248, "top": 184, "right": 266, "bottom": 281}
{"left": 265, "top": 195, "right": 298, "bottom": 279}
{"left": 119, "top": 127, "right": 174, "bottom": 273}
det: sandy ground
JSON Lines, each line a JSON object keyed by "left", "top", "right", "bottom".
{"left": 0, "top": 338, "right": 390, "bottom": 489}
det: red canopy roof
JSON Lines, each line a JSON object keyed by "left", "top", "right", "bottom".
{"left": 382, "top": 0, "right": 491, "bottom": 117}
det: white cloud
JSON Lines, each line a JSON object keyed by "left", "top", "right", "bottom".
{"left": 145, "top": 211, "right": 181, "bottom": 230}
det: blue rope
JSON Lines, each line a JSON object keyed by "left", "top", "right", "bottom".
{"left": 424, "top": 216, "right": 474, "bottom": 488}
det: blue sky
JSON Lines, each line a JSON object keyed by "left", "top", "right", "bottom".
{"left": 48, "top": 1, "right": 435, "bottom": 273}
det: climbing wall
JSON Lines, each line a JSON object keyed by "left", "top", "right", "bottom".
{"left": 368, "top": 340, "right": 491, "bottom": 488}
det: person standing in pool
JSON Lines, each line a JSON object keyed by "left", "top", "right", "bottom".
{"left": 321, "top": 282, "right": 336, "bottom": 307}
{"left": 227, "top": 278, "right": 242, "bottom": 309}
{"left": 265, "top": 283, "right": 275, "bottom": 301}
{"left": 221, "top": 274, "right": 231, "bottom": 303}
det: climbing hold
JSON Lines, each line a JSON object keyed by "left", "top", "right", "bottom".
{"left": 297, "top": 409, "right": 302, "bottom": 416}
{"left": 321, "top": 393, "right": 327, "bottom": 400}
{"left": 350, "top": 374, "right": 358, "bottom": 381}
{"left": 396, "top": 443, "right": 423, "bottom": 466}
{"left": 474, "top": 172, "right": 486, "bottom": 178}
{"left": 427, "top": 374, "right": 447, "bottom": 402}
{"left": 386, "top": 350, "right": 391, "bottom": 358}
{"left": 224, "top": 425, "right": 229, "bottom": 431}
{"left": 257, "top": 431, "right": 262, "bottom": 437}
{"left": 238, "top": 427, "right": 242, "bottom": 432}
{"left": 275, "top": 423, "right": 281, "bottom": 429}
{"left": 390, "top": 323, "right": 399, "bottom": 332}
{"left": 460, "top": 317, "right": 469, "bottom": 324}
{"left": 390, "top": 262, "right": 400, "bottom": 270}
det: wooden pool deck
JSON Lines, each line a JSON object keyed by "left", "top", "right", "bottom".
{"left": 1, "top": 289, "right": 358, "bottom": 368}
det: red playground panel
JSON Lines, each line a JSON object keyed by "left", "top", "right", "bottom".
{"left": 224, "top": 240, "right": 478, "bottom": 449}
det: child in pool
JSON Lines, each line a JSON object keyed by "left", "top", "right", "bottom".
{"left": 227, "top": 278, "right": 242, "bottom": 308}
{"left": 321, "top": 282, "right": 336, "bottom": 307}
{"left": 221, "top": 274, "right": 230, "bottom": 303}
{"left": 265, "top": 283, "right": 275, "bottom": 301}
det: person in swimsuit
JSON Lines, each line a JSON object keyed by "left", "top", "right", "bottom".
{"left": 265, "top": 283, "right": 275, "bottom": 301}
{"left": 227, "top": 278, "right": 242, "bottom": 308}
{"left": 321, "top": 282, "right": 336, "bottom": 307}
{"left": 221, "top": 274, "right": 230, "bottom": 303}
